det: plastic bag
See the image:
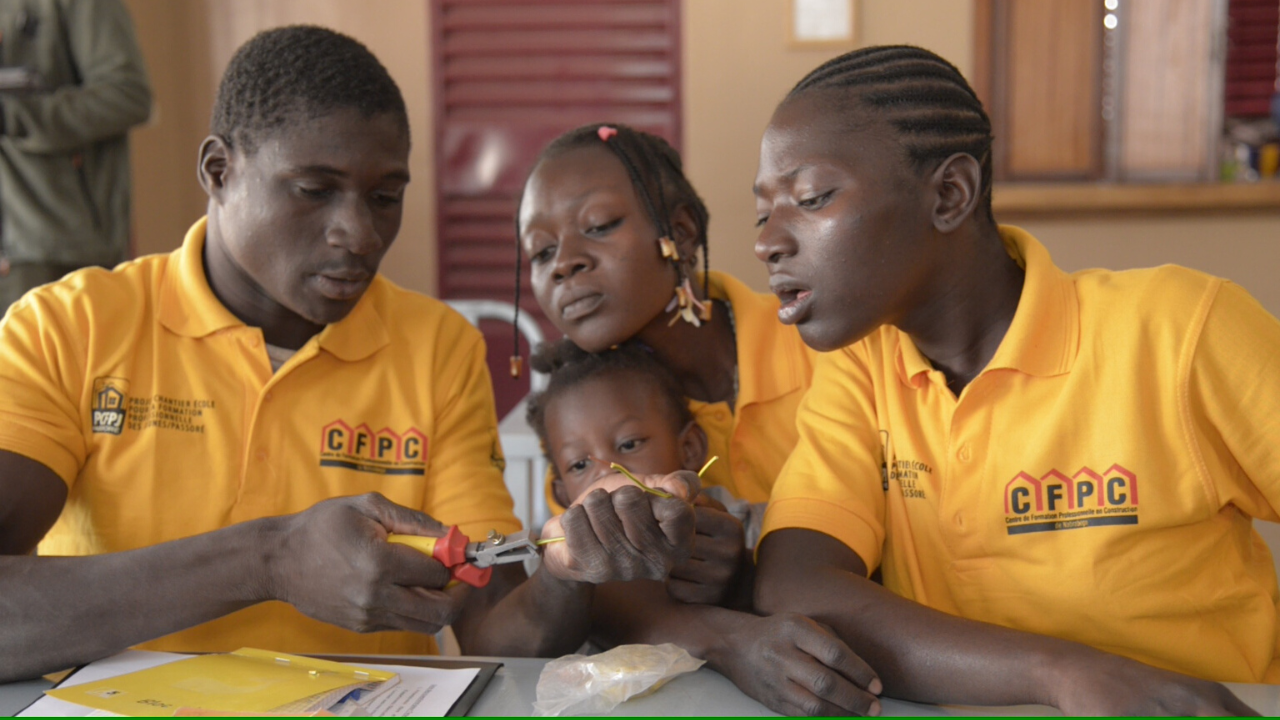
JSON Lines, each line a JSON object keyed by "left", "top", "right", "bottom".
{"left": 532, "top": 643, "right": 705, "bottom": 716}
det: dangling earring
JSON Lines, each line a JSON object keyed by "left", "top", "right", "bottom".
{"left": 666, "top": 275, "right": 709, "bottom": 327}
{"left": 658, "top": 236, "right": 708, "bottom": 328}
{"left": 658, "top": 236, "right": 680, "bottom": 261}
{"left": 510, "top": 228, "right": 525, "bottom": 378}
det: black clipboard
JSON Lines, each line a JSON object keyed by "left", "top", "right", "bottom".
{"left": 19, "top": 654, "right": 503, "bottom": 718}
{"left": 313, "top": 654, "right": 503, "bottom": 717}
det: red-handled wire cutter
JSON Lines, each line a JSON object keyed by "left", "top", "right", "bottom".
{"left": 386, "top": 527, "right": 539, "bottom": 587}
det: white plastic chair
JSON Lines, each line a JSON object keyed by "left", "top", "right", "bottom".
{"left": 445, "top": 299, "right": 551, "bottom": 531}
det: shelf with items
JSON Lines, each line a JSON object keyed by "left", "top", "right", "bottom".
{"left": 992, "top": 180, "right": 1280, "bottom": 216}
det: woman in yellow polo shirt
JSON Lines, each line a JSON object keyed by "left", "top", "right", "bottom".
{"left": 752, "top": 45, "right": 1269, "bottom": 714}
{"left": 517, "top": 123, "right": 814, "bottom": 584}
{"left": 515, "top": 125, "right": 869, "bottom": 716}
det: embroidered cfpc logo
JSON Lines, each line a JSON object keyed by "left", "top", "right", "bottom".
{"left": 91, "top": 377, "right": 129, "bottom": 435}
{"left": 1003, "top": 464, "right": 1138, "bottom": 535}
{"left": 320, "top": 420, "right": 428, "bottom": 476}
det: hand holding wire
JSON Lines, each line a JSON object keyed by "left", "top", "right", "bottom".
{"left": 534, "top": 460, "right": 709, "bottom": 583}
{"left": 537, "top": 457, "right": 717, "bottom": 546}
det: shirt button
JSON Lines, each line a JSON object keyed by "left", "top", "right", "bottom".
{"left": 250, "top": 336, "right": 262, "bottom": 348}
{"left": 954, "top": 512, "right": 965, "bottom": 527}
{"left": 957, "top": 443, "right": 972, "bottom": 462}
{"left": 264, "top": 392, "right": 273, "bottom": 402}
{"left": 256, "top": 449, "right": 268, "bottom": 461}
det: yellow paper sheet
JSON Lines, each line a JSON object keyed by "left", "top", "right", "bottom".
{"left": 45, "top": 648, "right": 395, "bottom": 717}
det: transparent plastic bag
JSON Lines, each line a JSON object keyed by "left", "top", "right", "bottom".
{"left": 532, "top": 643, "right": 705, "bottom": 716}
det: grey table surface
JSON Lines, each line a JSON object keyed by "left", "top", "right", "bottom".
{"left": 1, "top": 654, "right": 1276, "bottom": 716}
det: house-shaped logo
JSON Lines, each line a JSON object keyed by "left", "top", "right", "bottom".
{"left": 91, "top": 377, "right": 129, "bottom": 435}
{"left": 1003, "top": 464, "right": 1138, "bottom": 535}
{"left": 319, "top": 419, "right": 428, "bottom": 475}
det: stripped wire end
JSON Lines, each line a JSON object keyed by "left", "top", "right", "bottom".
{"left": 535, "top": 536, "right": 566, "bottom": 546}
{"left": 697, "top": 455, "right": 719, "bottom": 478}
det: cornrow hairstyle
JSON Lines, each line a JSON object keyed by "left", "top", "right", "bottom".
{"left": 525, "top": 338, "right": 695, "bottom": 480}
{"left": 788, "top": 45, "right": 995, "bottom": 224}
{"left": 211, "top": 25, "right": 408, "bottom": 156}
{"left": 511, "top": 123, "right": 711, "bottom": 378}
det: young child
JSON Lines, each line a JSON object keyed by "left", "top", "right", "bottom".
{"left": 527, "top": 339, "right": 709, "bottom": 511}
{"left": 528, "top": 339, "right": 766, "bottom": 548}
{"left": 753, "top": 45, "right": 1268, "bottom": 715}
{"left": 524, "top": 338, "right": 881, "bottom": 717}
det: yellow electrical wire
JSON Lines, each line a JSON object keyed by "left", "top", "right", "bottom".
{"left": 538, "top": 456, "right": 720, "bottom": 546}
{"left": 697, "top": 455, "right": 719, "bottom": 478}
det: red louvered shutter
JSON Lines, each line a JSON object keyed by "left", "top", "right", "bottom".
{"left": 431, "top": 0, "right": 683, "bottom": 417}
{"left": 1225, "top": 0, "right": 1280, "bottom": 117}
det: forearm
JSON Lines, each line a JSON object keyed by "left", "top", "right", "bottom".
{"left": 594, "top": 580, "right": 894, "bottom": 718}
{"left": 0, "top": 517, "right": 280, "bottom": 682}
{"left": 757, "top": 554, "right": 1084, "bottom": 707}
{"left": 456, "top": 564, "right": 594, "bottom": 658}
{"left": 591, "top": 580, "right": 750, "bottom": 667}
{"left": 725, "top": 555, "right": 755, "bottom": 611}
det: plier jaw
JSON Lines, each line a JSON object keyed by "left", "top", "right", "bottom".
{"left": 466, "top": 529, "right": 540, "bottom": 569}
{"left": 387, "top": 526, "right": 539, "bottom": 588}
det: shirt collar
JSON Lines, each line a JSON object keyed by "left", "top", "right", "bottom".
{"left": 313, "top": 279, "right": 390, "bottom": 362}
{"left": 159, "top": 217, "right": 246, "bottom": 338}
{"left": 160, "top": 217, "right": 390, "bottom": 362}
{"left": 895, "top": 225, "right": 1079, "bottom": 386}
{"left": 705, "top": 270, "right": 808, "bottom": 406}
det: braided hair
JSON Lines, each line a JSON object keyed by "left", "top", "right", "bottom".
{"left": 510, "top": 123, "right": 711, "bottom": 377}
{"left": 788, "top": 45, "right": 995, "bottom": 224}
{"left": 525, "top": 339, "right": 694, "bottom": 481}
{"left": 212, "top": 25, "right": 408, "bottom": 156}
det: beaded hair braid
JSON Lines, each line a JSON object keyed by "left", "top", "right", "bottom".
{"left": 510, "top": 123, "right": 711, "bottom": 378}
{"left": 789, "top": 45, "right": 996, "bottom": 224}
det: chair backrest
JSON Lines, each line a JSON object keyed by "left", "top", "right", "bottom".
{"left": 444, "top": 299, "right": 548, "bottom": 392}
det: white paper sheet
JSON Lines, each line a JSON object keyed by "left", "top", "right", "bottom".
{"left": 337, "top": 664, "right": 479, "bottom": 717}
{"left": 19, "top": 651, "right": 480, "bottom": 718}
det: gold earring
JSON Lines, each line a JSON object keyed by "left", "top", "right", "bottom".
{"left": 665, "top": 275, "right": 708, "bottom": 328}
{"left": 658, "top": 236, "right": 680, "bottom": 261}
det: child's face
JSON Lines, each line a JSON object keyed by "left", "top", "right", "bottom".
{"left": 518, "top": 145, "right": 679, "bottom": 352}
{"left": 752, "top": 93, "right": 937, "bottom": 351}
{"left": 543, "top": 372, "right": 704, "bottom": 505}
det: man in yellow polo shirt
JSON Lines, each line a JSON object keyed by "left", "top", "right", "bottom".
{"left": 0, "top": 26, "right": 699, "bottom": 684}
{"left": 751, "top": 46, "right": 1266, "bottom": 715}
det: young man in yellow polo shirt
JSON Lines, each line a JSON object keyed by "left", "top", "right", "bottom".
{"left": 751, "top": 46, "right": 1268, "bottom": 715}
{"left": 0, "top": 26, "right": 699, "bottom": 684}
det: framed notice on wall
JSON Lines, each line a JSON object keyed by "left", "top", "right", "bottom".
{"left": 789, "top": 0, "right": 856, "bottom": 46}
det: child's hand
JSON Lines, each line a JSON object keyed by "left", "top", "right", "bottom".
{"left": 667, "top": 504, "right": 747, "bottom": 606}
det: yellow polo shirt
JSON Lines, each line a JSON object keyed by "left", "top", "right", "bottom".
{"left": 763, "top": 226, "right": 1280, "bottom": 683}
{"left": 547, "top": 270, "right": 814, "bottom": 512}
{"left": 0, "top": 218, "right": 520, "bottom": 655}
